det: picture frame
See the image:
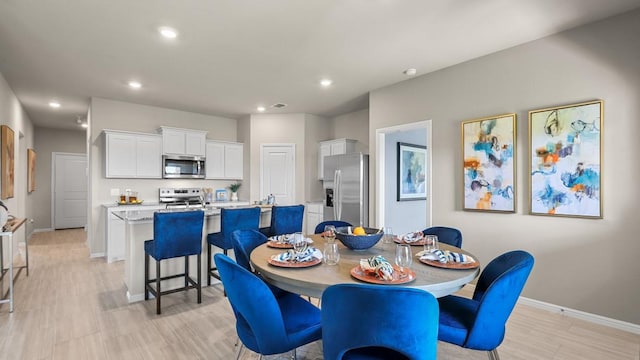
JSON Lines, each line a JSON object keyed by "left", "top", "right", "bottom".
{"left": 462, "top": 113, "right": 516, "bottom": 212}
{"left": 397, "top": 142, "right": 427, "bottom": 201}
{"left": 529, "top": 100, "right": 603, "bottom": 218}
{"left": 1, "top": 125, "right": 15, "bottom": 200}
{"left": 28, "top": 148, "right": 36, "bottom": 193}
{"left": 215, "top": 189, "right": 228, "bottom": 202}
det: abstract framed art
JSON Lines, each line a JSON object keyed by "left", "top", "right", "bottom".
{"left": 462, "top": 113, "right": 516, "bottom": 212}
{"left": 1, "top": 125, "right": 14, "bottom": 200}
{"left": 529, "top": 100, "right": 603, "bottom": 218}
{"left": 28, "top": 148, "right": 36, "bottom": 193}
{"left": 397, "top": 142, "right": 427, "bottom": 201}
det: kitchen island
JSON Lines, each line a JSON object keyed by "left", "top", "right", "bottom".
{"left": 113, "top": 205, "right": 272, "bottom": 303}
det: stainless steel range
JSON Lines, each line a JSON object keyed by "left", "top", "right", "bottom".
{"left": 159, "top": 187, "right": 203, "bottom": 208}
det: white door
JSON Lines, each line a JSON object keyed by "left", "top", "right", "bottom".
{"left": 261, "top": 145, "right": 295, "bottom": 205}
{"left": 53, "top": 153, "right": 87, "bottom": 229}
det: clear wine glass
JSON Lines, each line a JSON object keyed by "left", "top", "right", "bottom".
{"left": 324, "top": 225, "right": 336, "bottom": 244}
{"left": 395, "top": 244, "right": 413, "bottom": 274}
{"left": 292, "top": 232, "right": 308, "bottom": 254}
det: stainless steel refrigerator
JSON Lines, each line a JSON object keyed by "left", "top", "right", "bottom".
{"left": 323, "top": 153, "right": 369, "bottom": 227}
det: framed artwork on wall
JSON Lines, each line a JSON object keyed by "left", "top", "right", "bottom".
{"left": 28, "top": 148, "right": 36, "bottom": 193}
{"left": 529, "top": 100, "right": 603, "bottom": 218}
{"left": 1, "top": 125, "right": 15, "bottom": 199}
{"left": 397, "top": 142, "right": 427, "bottom": 201}
{"left": 462, "top": 113, "right": 516, "bottom": 212}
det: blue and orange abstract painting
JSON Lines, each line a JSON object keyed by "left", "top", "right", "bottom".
{"left": 462, "top": 114, "right": 516, "bottom": 212}
{"left": 529, "top": 100, "right": 603, "bottom": 218}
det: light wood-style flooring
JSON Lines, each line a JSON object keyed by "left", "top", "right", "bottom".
{"left": 0, "top": 229, "right": 638, "bottom": 359}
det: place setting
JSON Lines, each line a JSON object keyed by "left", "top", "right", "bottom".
{"left": 416, "top": 235, "right": 479, "bottom": 269}
{"left": 268, "top": 233, "right": 323, "bottom": 268}
{"left": 350, "top": 248, "right": 416, "bottom": 285}
{"left": 393, "top": 230, "right": 427, "bottom": 246}
{"left": 266, "top": 232, "right": 314, "bottom": 249}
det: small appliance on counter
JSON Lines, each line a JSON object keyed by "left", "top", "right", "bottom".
{"left": 159, "top": 187, "right": 204, "bottom": 208}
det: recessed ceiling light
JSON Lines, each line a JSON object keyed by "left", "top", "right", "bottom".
{"left": 271, "top": 103, "right": 287, "bottom": 109}
{"left": 128, "top": 81, "right": 142, "bottom": 89}
{"left": 257, "top": 106, "right": 266, "bottom": 112}
{"left": 49, "top": 101, "right": 61, "bottom": 108}
{"left": 320, "top": 79, "right": 333, "bottom": 87}
{"left": 403, "top": 68, "right": 417, "bottom": 76}
{"left": 158, "top": 26, "right": 178, "bottom": 39}
{"left": 81, "top": 123, "right": 88, "bottom": 128}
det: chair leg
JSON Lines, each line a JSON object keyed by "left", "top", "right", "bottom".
{"left": 234, "top": 341, "right": 244, "bottom": 360}
{"left": 144, "top": 253, "right": 149, "bottom": 300}
{"left": 197, "top": 252, "right": 202, "bottom": 304}
{"left": 291, "top": 348, "right": 297, "bottom": 360}
{"left": 156, "top": 260, "right": 161, "bottom": 315}
{"left": 184, "top": 255, "right": 189, "bottom": 288}
{"left": 207, "top": 243, "right": 212, "bottom": 286}
{"left": 488, "top": 349, "right": 500, "bottom": 360}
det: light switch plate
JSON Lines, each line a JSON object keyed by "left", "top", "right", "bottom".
{"left": 110, "top": 188, "right": 120, "bottom": 196}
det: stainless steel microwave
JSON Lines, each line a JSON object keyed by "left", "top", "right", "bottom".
{"left": 162, "top": 155, "right": 206, "bottom": 179}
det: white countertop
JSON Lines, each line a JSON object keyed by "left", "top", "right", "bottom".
{"left": 112, "top": 205, "right": 271, "bottom": 222}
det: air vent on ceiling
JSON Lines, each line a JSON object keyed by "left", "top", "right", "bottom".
{"left": 271, "top": 103, "right": 287, "bottom": 109}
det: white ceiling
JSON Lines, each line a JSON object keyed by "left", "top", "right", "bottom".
{"left": 1, "top": 0, "right": 639, "bottom": 130}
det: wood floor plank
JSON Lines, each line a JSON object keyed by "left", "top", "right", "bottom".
{"left": 0, "top": 229, "right": 637, "bottom": 360}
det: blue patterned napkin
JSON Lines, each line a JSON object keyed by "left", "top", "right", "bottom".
{"left": 418, "top": 249, "right": 474, "bottom": 264}
{"left": 359, "top": 255, "right": 394, "bottom": 280}
{"left": 400, "top": 231, "right": 424, "bottom": 243}
{"left": 269, "top": 234, "right": 313, "bottom": 244}
{"left": 272, "top": 247, "right": 322, "bottom": 262}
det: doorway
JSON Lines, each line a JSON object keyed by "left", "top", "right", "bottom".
{"left": 375, "top": 120, "right": 432, "bottom": 234}
{"left": 260, "top": 144, "right": 295, "bottom": 205}
{"left": 52, "top": 152, "right": 87, "bottom": 229}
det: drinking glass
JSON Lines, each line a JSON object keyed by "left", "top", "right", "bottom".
{"left": 382, "top": 226, "right": 394, "bottom": 244}
{"left": 323, "top": 243, "right": 340, "bottom": 266}
{"left": 424, "top": 235, "right": 439, "bottom": 253}
{"left": 292, "top": 232, "right": 308, "bottom": 253}
{"left": 324, "top": 225, "right": 336, "bottom": 244}
{"left": 395, "top": 244, "right": 413, "bottom": 273}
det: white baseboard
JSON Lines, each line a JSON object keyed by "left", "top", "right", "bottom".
{"left": 127, "top": 290, "right": 145, "bottom": 303}
{"left": 33, "top": 228, "right": 54, "bottom": 233}
{"left": 518, "top": 296, "right": 640, "bottom": 335}
{"left": 90, "top": 252, "right": 105, "bottom": 259}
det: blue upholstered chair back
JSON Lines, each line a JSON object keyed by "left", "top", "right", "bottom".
{"left": 215, "top": 207, "right": 261, "bottom": 249}
{"left": 314, "top": 220, "right": 352, "bottom": 234}
{"left": 422, "top": 226, "right": 463, "bottom": 248}
{"left": 321, "top": 283, "right": 439, "bottom": 360}
{"left": 214, "top": 254, "right": 321, "bottom": 355}
{"left": 231, "top": 229, "right": 267, "bottom": 271}
{"left": 148, "top": 210, "right": 204, "bottom": 260}
{"left": 270, "top": 205, "right": 304, "bottom": 236}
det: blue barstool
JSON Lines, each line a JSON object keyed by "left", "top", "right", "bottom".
{"left": 144, "top": 210, "right": 205, "bottom": 315}
{"left": 207, "top": 207, "right": 261, "bottom": 285}
{"left": 261, "top": 204, "right": 304, "bottom": 237}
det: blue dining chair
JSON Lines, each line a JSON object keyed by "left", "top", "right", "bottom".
{"left": 261, "top": 204, "right": 305, "bottom": 237}
{"left": 321, "top": 283, "right": 439, "bottom": 360}
{"left": 207, "top": 207, "right": 261, "bottom": 285}
{"left": 314, "top": 220, "right": 352, "bottom": 234}
{"left": 422, "top": 226, "right": 463, "bottom": 248}
{"left": 230, "top": 229, "right": 291, "bottom": 298}
{"left": 437, "top": 250, "right": 534, "bottom": 360}
{"left": 214, "top": 253, "right": 322, "bottom": 359}
{"left": 144, "top": 210, "right": 205, "bottom": 314}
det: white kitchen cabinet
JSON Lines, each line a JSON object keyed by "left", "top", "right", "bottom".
{"left": 306, "top": 202, "right": 324, "bottom": 234}
{"left": 105, "top": 131, "right": 162, "bottom": 178}
{"left": 205, "top": 141, "right": 244, "bottom": 180}
{"left": 318, "top": 138, "right": 357, "bottom": 180}
{"left": 160, "top": 126, "right": 207, "bottom": 156}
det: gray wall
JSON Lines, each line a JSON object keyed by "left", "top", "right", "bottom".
{"left": 32, "top": 127, "right": 86, "bottom": 230}
{"left": 369, "top": 10, "right": 640, "bottom": 324}
{"left": 330, "top": 108, "right": 369, "bottom": 153}
{"left": 385, "top": 129, "right": 427, "bottom": 235}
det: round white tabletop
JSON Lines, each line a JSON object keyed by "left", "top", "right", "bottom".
{"left": 251, "top": 234, "right": 480, "bottom": 298}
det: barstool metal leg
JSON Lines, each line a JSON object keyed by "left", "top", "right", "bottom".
{"left": 197, "top": 252, "right": 202, "bottom": 303}
{"left": 184, "top": 255, "right": 189, "bottom": 288}
{"left": 207, "top": 243, "right": 212, "bottom": 286}
{"left": 156, "top": 260, "right": 161, "bottom": 315}
{"left": 144, "top": 253, "right": 149, "bottom": 300}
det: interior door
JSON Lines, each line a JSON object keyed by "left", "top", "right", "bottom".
{"left": 260, "top": 145, "right": 295, "bottom": 205}
{"left": 53, "top": 153, "right": 87, "bottom": 229}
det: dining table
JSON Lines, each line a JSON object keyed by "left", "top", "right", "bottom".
{"left": 250, "top": 234, "right": 480, "bottom": 299}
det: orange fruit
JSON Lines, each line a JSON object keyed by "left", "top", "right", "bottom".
{"left": 353, "top": 227, "right": 366, "bottom": 235}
